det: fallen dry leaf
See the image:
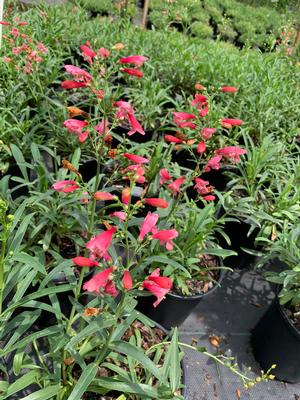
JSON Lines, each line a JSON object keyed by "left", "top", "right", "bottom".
{"left": 64, "top": 357, "right": 75, "bottom": 366}
{"left": 209, "top": 335, "right": 221, "bottom": 348}
{"left": 83, "top": 307, "right": 102, "bottom": 317}
{"left": 236, "top": 388, "right": 241, "bottom": 399}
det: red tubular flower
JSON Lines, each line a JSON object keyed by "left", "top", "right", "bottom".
{"left": 96, "top": 119, "right": 109, "bottom": 135}
{"left": 175, "top": 121, "right": 197, "bottom": 129}
{"left": 204, "top": 155, "right": 222, "bottom": 172}
{"left": 199, "top": 106, "right": 209, "bottom": 117}
{"left": 122, "top": 187, "right": 131, "bottom": 205}
{"left": 123, "top": 270, "right": 133, "bottom": 290}
{"left": 138, "top": 212, "right": 159, "bottom": 241}
{"left": 173, "top": 111, "right": 196, "bottom": 122}
{"left": 83, "top": 267, "right": 114, "bottom": 294}
{"left": 80, "top": 44, "right": 96, "bottom": 63}
{"left": 104, "top": 280, "right": 118, "bottom": 297}
{"left": 86, "top": 227, "right": 117, "bottom": 261}
{"left": 142, "top": 268, "right": 173, "bottom": 307}
{"left": 195, "top": 83, "right": 205, "bottom": 90}
{"left": 152, "top": 229, "right": 178, "bottom": 251}
{"left": 201, "top": 127, "right": 216, "bottom": 140}
{"left": 221, "top": 118, "right": 244, "bottom": 128}
{"left": 61, "top": 80, "right": 87, "bottom": 89}
{"left": 127, "top": 113, "right": 145, "bottom": 136}
{"left": 197, "top": 141, "right": 206, "bottom": 154}
{"left": 191, "top": 94, "right": 208, "bottom": 108}
{"left": 123, "top": 153, "right": 149, "bottom": 164}
{"left": 110, "top": 211, "right": 127, "bottom": 221}
{"left": 119, "top": 55, "right": 148, "bottom": 67}
{"left": 93, "top": 192, "right": 116, "bottom": 201}
{"left": 98, "top": 47, "right": 110, "bottom": 58}
{"left": 215, "top": 146, "right": 247, "bottom": 163}
{"left": 164, "top": 135, "right": 183, "bottom": 143}
{"left": 124, "top": 164, "right": 146, "bottom": 184}
{"left": 0, "top": 21, "right": 11, "bottom": 26}
{"left": 73, "top": 256, "right": 99, "bottom": 267}
{"left": 203, "top": 195, "right": 215, "bottom": 201}
{"left": 64, "top": 65, "right": 92, "bottom": 82}
{"left": 114, "top": 101, "right": 145, "bottom": 136}
{"left": 121, "top": 68, "right": 144, "bottom": 78}
{"left": 144, "top": 198, "right": 169, "bottom": 208}
{"left": 63, "top": 119, "right": 89, "bottom": 143}
{"left": 159, "top": 168, "right": 171, "bottom": 185}
{"left": 220, "top": 86, "right": 238, "bottom": 93}
{"left": 52, "top": 180, "right": 80, "bottom": 193}
{"left": 168, "top": 177, "right": 186, "bottom": 195}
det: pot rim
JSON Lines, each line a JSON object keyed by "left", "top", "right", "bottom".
{"left": 274, "top": 292, "right": 300, "bottom": 341}
{"left": 167, "top": 267, "right": 225, "bottom": 301}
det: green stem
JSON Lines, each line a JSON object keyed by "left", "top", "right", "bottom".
{"left": 95, "top": 294, "right": 126, "bottom": 365}
{"left": 0, "top": 236, "right": 6, "bottom": 316}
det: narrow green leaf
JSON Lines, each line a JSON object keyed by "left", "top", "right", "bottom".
{"left": 3, "top": 371, "right": 40, "bottom": 399}
{"left": 68, "top": 363, "right": 98, "bottom": 400}
{"left": 18, "top": 385, "right": 60, "bottom": 400}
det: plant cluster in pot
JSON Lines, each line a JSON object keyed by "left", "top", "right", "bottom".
{"left": 135, "top": 198, "right": 235, "bottom": 329}
{"left": 251, "top": 226, "right": 300, "bottom": 383}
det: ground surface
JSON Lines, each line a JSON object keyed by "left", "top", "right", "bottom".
{"left": 180, "top": 267, "right": 300, "bottom": 400}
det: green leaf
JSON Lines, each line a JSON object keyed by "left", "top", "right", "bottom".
{"left": 109, "top": 341, "right": 167, "bottom": 384}
{"left": 10, "top": 144, "right": 29, "bottom": 181}
{"left": 3, "top": 371, "right": 40, "bottom": 399}
{"left": 18, "top": 385, "right": 60, "bottom": 400}
{"left": 88, "top": 378, "right": 159, "bottom": 398}
{"left": 8, "top": 213, "right": 35, "bottom": 252}
{"left": 68, "top": 363, "right": 98, "bottom": 400}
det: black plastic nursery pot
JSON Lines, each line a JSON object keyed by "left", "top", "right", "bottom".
{"left": 136, "top": 270, "right": 224, "bottom": 330}
{"left": 251, "top": 295, "right": 300, "bottom": 383}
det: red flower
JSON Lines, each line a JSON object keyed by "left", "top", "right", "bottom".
{"left": 172, "top": 112, "right": 197, "bottom": 121}
{"left": 96, "top": 119, "right": 109, "bottom": 135}
{"left": 83, "top": 267, "right": 114, "bottom": 294}
{"left": 203, "top": 195, "right": 215, "bottom": 201}
{"left": 123, "top": 153, "right": 149, "bottom": 164}
{"left": 73, "top": 257, "right": 99, "bottom": 267}
{"left": 221, "top": 118, "right": 244, "bottom": 128}
{"left": 168, "top": 177, "right": 186, "bottom": 195}
{"left": 122, "top": 187, "right": 131, "bottom": 205}
{"left": 127, "top": 113, "right": 145, "bottom": 136}
{"left": 61, "top": 80, "right": 87, "bottom": 89}
{"left": 86, "top": 227, "right": 117, "bottom": 261}
{"left": 215, "top": 146, "right": 247, "bottom": 163}
{"left": 195, "top": 83, "right": 205, "bottom": 90}
{"left": 0, "top": 21, "right": 11, "bottom": 26}
{"left": 104, "top": 280, "right": 118, "bottom": 297}
{"left": 110, "top": 211, "right": 127, "bottom": 221}
{"left": 52, "top": 180, "right": 80, "bottom": 193}
{"left": 64, "top": 65, "right": 92, "bottom": 82}
{"left": 199, "top": 106, "right": 209, "bottom": 117}
{"left": 144, "top": 198, "right": 169, "bottom": 208}
{"left": 63, "top": 119, "right": 89, "bottom": 143}
{"left": 204, "top": 155, "right": 222, "bottom": 172}
{"left": 121, "top": 68, "right": 143, "bottom": 78}
{"left": 119, "top": 55, "right": 148, "bottom": 67}
{"left": 98, "top": 47, "right": 110, "bottom": 58}
{"left": 220, "top": 86, "right": 237, "bottom": 93}
{"left": 197, "top": 141, "right": 206, "bottom": 154}
{"left": 93, "top": 192, "right": 116, "bottom": 201}
{"left": 165, "top": 135, "right": 183, "bottom": 143}
{"left": 80, "top": 44, "right": 96, "bottom": 63}
{"left": 159, "top": 168, "right": 172, "bottom": 185}
{"left": 123, "top": 270, "right": 133, "bottom": 290}
{"left": 191, "top": 94, "right": 208, "bottom": 108}
{"left": 152, "top": 229, "right": 178, "bottom": 251}
{"left": 201, "top": 127, "right": 216, "bottom": 140}
{"left": 142, "top": 268, "right": 173, "bottom": 307}
{"left": 123, "top": 164, "right": 146, "bottom": 184}
{"left": 138, "top": 212, "right": 159, "bottom": 241}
